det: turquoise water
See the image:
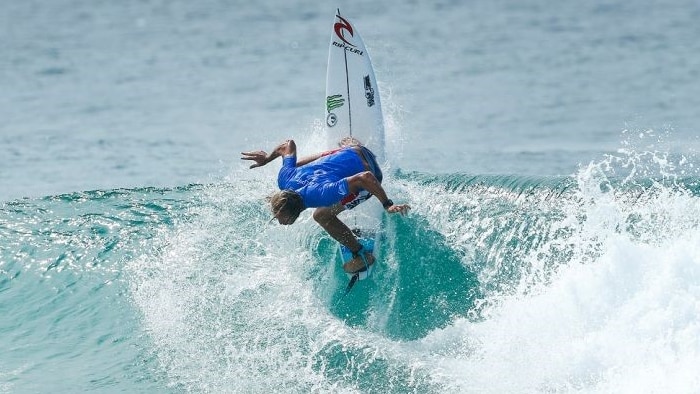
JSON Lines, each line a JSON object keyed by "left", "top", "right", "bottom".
{"left": 3, "top": 0, "right": 700, "bottom": 393}
{"left": 3, "top": 154, "right": 700, "bottom": 392}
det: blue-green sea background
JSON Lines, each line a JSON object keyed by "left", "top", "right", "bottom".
{"left": 2, "top": 0, "right": 700, "bottom": 393}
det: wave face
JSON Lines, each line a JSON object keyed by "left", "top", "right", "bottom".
{"left": 2, "top": 150, "right": 700, "bottom": 393}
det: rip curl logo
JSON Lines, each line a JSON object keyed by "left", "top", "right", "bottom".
{"left": 332, "top": 15, "right": 364, "bottom": 56}
{"left": 334, "top": 15, "right": 355, "bottom": 47}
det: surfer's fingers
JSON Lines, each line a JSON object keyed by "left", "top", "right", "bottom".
{"left": 397, "top": 204, "right": 411, "bottom": 215}
{"left": 241, "top": 153, "right": 267, "bottom": 164}
{"left": 387, "top": 204, "right": 409, "bottom": 215}
{"left": 241, "top": 150, "right": 266, "bottom": 157}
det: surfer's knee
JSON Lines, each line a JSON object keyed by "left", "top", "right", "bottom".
{"left": 313, "top": 204, "right": 345, "bottom": 224}
{"left": 313, "top": 207, "right": 334, "bottom": 224}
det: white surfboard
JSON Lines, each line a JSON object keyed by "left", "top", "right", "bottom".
{"left": 325, "top": 10, "right": 385, "bottom": 282}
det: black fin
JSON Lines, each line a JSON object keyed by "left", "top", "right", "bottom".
{"left": 343, "top": 273, "right": 360, "bottom": 297}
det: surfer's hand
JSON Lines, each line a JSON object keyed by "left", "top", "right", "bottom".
{"left": 241, "top": 140, "right": 295, "bottom": 168}
{"left": 387, "top": 204, "right": 411, "bottom": 215}
{"left": 241, "top": 150, "right": 269, "bottom": 168}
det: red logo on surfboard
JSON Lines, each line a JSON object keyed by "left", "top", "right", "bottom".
{"left": 334, "top": 15, "right": 355, "bottom": 47}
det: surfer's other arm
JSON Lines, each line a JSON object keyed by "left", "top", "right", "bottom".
{"left": 241, "top": 140, "right": 297, "bottom": 169}
{"left": 347, "top": 171, "right": 411, "bottom": 215}
{"left": 242, "top": 139, "right": 330, "bottom": 168}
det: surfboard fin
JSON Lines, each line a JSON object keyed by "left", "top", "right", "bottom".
{"left": 343, "top": 273, "right": 360, "bottom": 296}
{"left": 341, "top": 246, "right": 371, "bottom": 297}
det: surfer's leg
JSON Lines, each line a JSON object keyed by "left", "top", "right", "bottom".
{"left": 313, "top": 205, "right": 358, "bottom": 249}
{"left": 313, "top": 205, "right": 375, "bottom": 272}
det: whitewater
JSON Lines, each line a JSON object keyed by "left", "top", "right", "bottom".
{"left": 3, "top": 0, "right": 700, "bottom": 393}
{"left": 3, "top": 142, "right": 700, "bottom": 392}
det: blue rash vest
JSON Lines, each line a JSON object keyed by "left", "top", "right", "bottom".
{"left": 277, "top": 147, "right": 367, "bottom": 208}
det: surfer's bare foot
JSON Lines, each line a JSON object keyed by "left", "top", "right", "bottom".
{"left": 343, "top": 251, "right": 375, "bottom": 273}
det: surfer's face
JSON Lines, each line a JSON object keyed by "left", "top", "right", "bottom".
{"left": 274, "top": 210, "right": 297, "bottom": 225}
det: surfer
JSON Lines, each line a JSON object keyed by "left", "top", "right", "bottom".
{"left": 241, "top": 137, "right": 410, "bottom": 274}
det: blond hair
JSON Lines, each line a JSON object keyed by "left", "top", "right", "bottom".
{"left": 269, "top": 190, "right": 304, "bottom": 221}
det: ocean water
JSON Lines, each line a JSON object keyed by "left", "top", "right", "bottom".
{"left": 2, "top": 0, "right": 700, "bottom": 393}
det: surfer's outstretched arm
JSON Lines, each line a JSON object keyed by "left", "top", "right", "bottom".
{"left": 296, "top": 152, "right": 327, "bottom": 167}
{"left": 243, "top": 139, "right": 345, "bottom": 168}
{"left": 241, "top": 140, "right": 296, "bottom": 168}
{"left": 298, "top": 137, "right": 362, "bottom": 166}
